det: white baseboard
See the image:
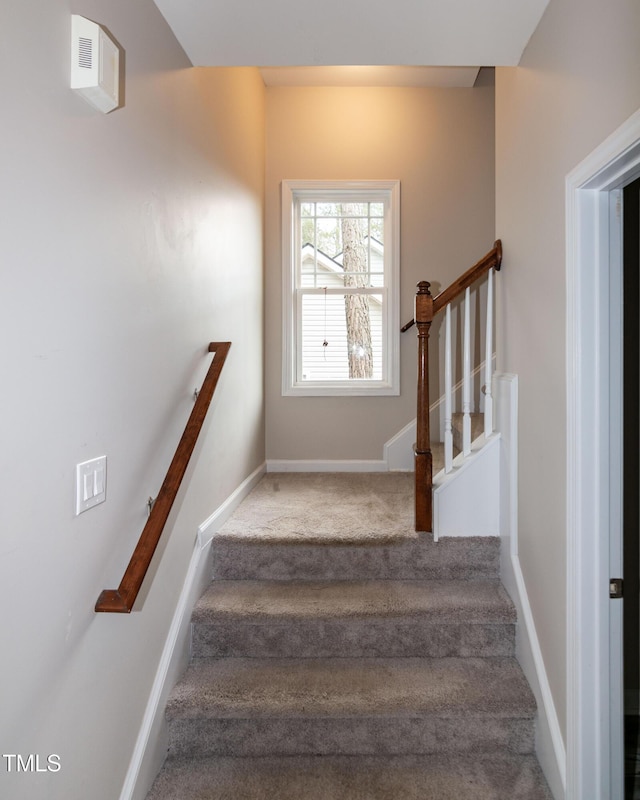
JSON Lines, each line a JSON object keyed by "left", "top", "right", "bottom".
{"left": 506, "top": 553, "right": 567, "bottom": 800}
{"left": 120, "top": 462, "right": 266, "bottom": 800}
{"left": 266, "top": 459, "right": 388, "bottom": 472}
{"left": 495, "top": 373, "right": 565, "bottom": 799}
{"left": 198, "top": 463, "right": 266, "bottom": 547}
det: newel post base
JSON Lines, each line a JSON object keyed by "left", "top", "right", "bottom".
{"left": 414, "top": 449, "right": 433, "bottom": 532}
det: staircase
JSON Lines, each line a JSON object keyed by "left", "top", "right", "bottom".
{"left": 146, "top": 473, "right": 552, "bottom": 799}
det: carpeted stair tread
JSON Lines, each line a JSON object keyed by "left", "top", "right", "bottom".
{"left": 146, "top": 753, "right": 553, "bottom": 800}
{"left": 167, "top": 656, "right": 535, "bottom": 720}
{"left": 193, "top": 579, "right": 515, "bottom": 622}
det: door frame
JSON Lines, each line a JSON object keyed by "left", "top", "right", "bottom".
{"left": 566, "top": 108, "right": 640, "bottom": 800}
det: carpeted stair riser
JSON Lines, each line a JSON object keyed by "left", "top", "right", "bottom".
{"left": 167, "top": 714, "right": 535, "bottom": 758}
{"left": 191, "top": 578, "right": 516, "bottom": 659}
{"left": 192, "top": 619, "right": 515, "bottom": 658}
{"left": 211, "top": 535, "right": 500, "bottom": 581}
{"left": 146, "top": 754, "right": 552, "bottom": 800}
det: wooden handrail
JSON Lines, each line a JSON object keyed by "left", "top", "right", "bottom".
{"left": 95, "top": 342, "right": 231, "bottom": 613}
{"left": 411, "top": 241, "right": 502, "bottom": 532}
{"left": 401, "top": 240, "right": 502, "bottom": 331}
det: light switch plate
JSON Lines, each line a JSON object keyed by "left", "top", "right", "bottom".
{"left": 75, "top": 456, "right": 107, "bottom": 515}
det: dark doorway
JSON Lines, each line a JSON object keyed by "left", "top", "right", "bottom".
{"left": 624, "top": 175, "right": 640, "bottom": 799}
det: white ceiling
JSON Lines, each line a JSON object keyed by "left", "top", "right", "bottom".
{"left": 152, "top": 0, "right": 550, "bottom": 86}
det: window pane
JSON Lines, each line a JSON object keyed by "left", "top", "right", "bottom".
{"left": 301, "top": 217, "right": 315, "bottom": 246}
{"left": 340, "top": 216, "right": 369, "bottom": 275}
{"left": 316, "top": 202, "right": 341, "bottom": 217}
{"left": 340, "top": 202, "right": 368, "bottom": 217}
{"left": 370, "top": 203, "right": 384, "bottom": 216}
{"left": 300, "top": 236, "right": 319, "bottom": 289}
{"left": 316, "top": 217, "right": 341, "bottom": 258}
{"left": 300, "top": 202, "right": 315, "bottom": 217}
{"left": 300, "top": 293, "right": 383, "bottom": 381}
{"left": 370, "top": 217, "right": 384, "bottom": 244}
{"left": 369, "top": 239, "right": 384, "bottom": 274}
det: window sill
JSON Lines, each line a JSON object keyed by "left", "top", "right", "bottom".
{"left": 283, "top": 380, "right": 399, "bottom": 397}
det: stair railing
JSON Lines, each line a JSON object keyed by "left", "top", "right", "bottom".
{"left": 402, "top": 241, "right": 502, "bottom": 532}
{"left": 95, "top": 341, "right": 231, "bottom": 613}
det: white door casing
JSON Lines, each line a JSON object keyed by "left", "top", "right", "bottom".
{"left": 566, "top": 107, "right": 640, "bottom": 800}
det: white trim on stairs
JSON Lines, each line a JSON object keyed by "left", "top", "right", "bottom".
{"left": 432, "top": 432, "right": 501, "bottom": 541}
{"left": 495, "top": 373, "right": 566, "bottom": 800}
{"left": 509, "top": 554, "right": 566, "bottom": 800}
{"left": 120, "top": 462, "right": 267, "bottom": 800}
{"left": 197, "top": 465, "right": 267, "bottom": 548}
{"left": 383, "top": 418, "right": 416, "bottom": 471}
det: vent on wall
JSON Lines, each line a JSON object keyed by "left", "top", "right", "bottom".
{"left": 78, "top": 37, "right": 93, "bottom": 70}
{"left": 70, "top": 15, "right": 120, "bottom": 114}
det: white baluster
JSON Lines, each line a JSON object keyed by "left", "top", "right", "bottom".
{"left": 484, "top": 269, "right": 494, "bottom": 437}
{"left": 444, "top": 303, "right": 453, "bottom": 473}
{"left": 462, "top": 286, "right": 471, "bottom": 456}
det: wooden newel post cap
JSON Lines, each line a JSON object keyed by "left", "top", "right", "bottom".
{"left": 415, "top": 281, "right": 433, "bottom": 325}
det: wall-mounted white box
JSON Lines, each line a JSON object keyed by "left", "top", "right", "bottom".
{"left": 75, "top": 456, "right": 107, "bottom": 515}
{"left": 70, "top": 15, "right": 120, "bottom": 113}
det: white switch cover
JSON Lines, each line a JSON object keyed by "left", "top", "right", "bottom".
{"left": 75, "top": 456, "right": 107, "bottom": 515}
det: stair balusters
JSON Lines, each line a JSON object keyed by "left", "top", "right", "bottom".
{"left": 411, "top": 241, "right": 502, "bottom": 532}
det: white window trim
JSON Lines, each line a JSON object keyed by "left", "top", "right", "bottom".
{"left": 281, "top": 179, "right": 400, "bottom": 397}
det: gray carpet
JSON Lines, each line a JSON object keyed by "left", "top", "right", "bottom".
{"left": 191, "top": 579, "right": 516, "bottom": 659}
{"left": 146, "top": 473, "right": 552, "bottom": 799}
{"left": 216, "top": 472, "right": 417, "bottom": 543}
{"left": 147, "top": 754, "right": 552, "bottom": 800}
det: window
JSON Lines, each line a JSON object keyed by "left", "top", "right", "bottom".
{"left": 282, "top": 180, "right": 400, "bottom": 396}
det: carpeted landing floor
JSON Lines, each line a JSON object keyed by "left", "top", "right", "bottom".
{"left": 216, "top": 472, "right": 417, "bottom": 544}
{"left": 146, "top": 473, "right": 553, "bottom": 800}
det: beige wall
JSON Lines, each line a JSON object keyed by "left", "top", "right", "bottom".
{"left": 265, "top": 78, "right": 495, "bottom": 461}
{"left": 0, "top": 2, "right": 264, "bottom": 798}
{"left": 496, "top": 0, "right": 640, "bottom": 742}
